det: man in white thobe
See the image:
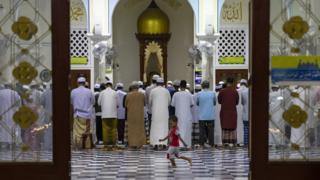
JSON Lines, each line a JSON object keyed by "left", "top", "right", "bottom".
{"left": 0, "top": 86, "right": 21, "bottom": 149}
{"left": 269, "top": 85, "right": 283, "bottom": 146}
{"left": 288, "top": 86, "right": 307, "bottom": 148}
{"left": 146, "top": 75, "right": 160, "bottom": 137}
{"left": 214, "top": 83, "right": 224, "bottom": 146}
{"left": 98, "top": 81, "right": 118, "bottom": 146}
{"left": 238, "top": 79, "right": 249, "bottom": 146}
{"left": 171, "top": 80, "right": 194, "bottom": 148}
{"left": 40, "top": 85, "right": 52, "bottom": 150}
{"left": 192, "top": 84, "right": 201, "bottom": 145}
{"left": 149, "top": 77, "right": 171, "bottom": 150}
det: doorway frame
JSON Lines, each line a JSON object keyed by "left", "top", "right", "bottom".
{"left": 250, "top": 0, "right": 320, "bottom": 179}
{"left": 0, "top": 0, "right": 70, "bottom": 180}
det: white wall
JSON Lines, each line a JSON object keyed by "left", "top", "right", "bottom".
{"left": 112, "top": 0, "right": 194, "bottom": 89}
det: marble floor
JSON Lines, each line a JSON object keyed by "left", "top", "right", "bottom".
{"left": 71, "top": 147, "right": 249, "bottom": 180}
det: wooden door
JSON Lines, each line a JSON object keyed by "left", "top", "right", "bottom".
{"left": 70, "top": 70, "right": 91, "bottom": 90}
{"left": 0, "top": 0, "right": 70, "bottom": 179}
{"left": 216, "top": 69, "right": 248, "bottom": 87}
{"left": 251, "top": 0, "right": 320, "bottom": 179}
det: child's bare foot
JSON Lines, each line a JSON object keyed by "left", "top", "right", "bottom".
{"left": 188, "top": 159, "right": 192, "bottom": 166}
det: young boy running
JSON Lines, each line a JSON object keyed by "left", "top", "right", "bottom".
{"left": 159, "top": 116, "right": 192, "bottom": 168}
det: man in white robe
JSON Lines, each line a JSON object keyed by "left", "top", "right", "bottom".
{"left": 214, "top": 84, "right": 224, "bottom": 146}
{"left": 0, "top": 86, "right": 21, "bottom": 149}
{"left": 40, "top": 85, "right": 52, "bottom": 150}
{"left": 192, "top": 85, "right": 201, "bottom": 146}
{"left": 238, "top": 79, "right": 249, "bottom": 146}
{"left": 146, "top": 75, "right": 160, "bottom": 138}
{"left": 288, "top": 86, "right": 307, "bottom": 148}
{"left": 149, "top": 78, "right": 171, "bottom": 149}
{"left": 269, "top": 85, "right": 283, "bottom": 146}
{"left": 171, "top": 80, "right": 194, "bottom": 148}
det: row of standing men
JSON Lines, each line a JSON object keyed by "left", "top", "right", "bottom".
{"left": 71, "top": 75, "right": 249, "bottom": 149}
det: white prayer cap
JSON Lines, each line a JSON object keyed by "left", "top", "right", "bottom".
{"left": 116, "top": 83, "right": 124, "bottom": 88}
{"left": 131, "top": 81, "right": 139, "bottom": 86}
{"left": 138, "top": 81, "right": 143, "bottom": 86}
{"left": 94, "top": 84, "right": 100, "bottom": 89}
{"left": 195, "top": 84, "right": 201, "bottom": 90}
{"left": 30, "top": 80, "right": 38, "bottom": 86}
{"left": 173, "top": 80, "right": 180, "bottom": 86}
{"left": 156, "top": 77, "right": 164, "bottom": 83}
{"left": 271, "top": 84, "right": 279, "bottom": 88}
{"left": 167, "top": 81, "right": 173, "bottom": 85}
{"left": 187, "top": 83, "right": 191, "bottom": 88}
{"left": 106, "top": 80, "right": 113, "bottom": 85}
{"left": 152, "top": 74, "right": 160, "bottom": 80}
{"left": 22, "top": 85, "right": 30, "bottom": 90}
{"left": 216, "top": 84, "right": 222, "bottom": 90}
{"left": 218, "top": 81, "right": 225, "bottom": 85}
{"left": 240, "top": 79, "right": 248, "bottom": 84}
{"left": 77, "top": 77, "right": 86, "bottom": 83}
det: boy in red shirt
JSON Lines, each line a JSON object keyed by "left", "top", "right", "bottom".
{"left": 159, "top": 116, "right": 192, "bottom": 168}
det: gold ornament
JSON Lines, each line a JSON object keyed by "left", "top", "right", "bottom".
{"left": 13, "top": 106, "right": 38, "bottom": 129}
{"left": 290, "top": 92, "right": 300, "bottom": 98}
{"left": 137, "top": 1, "right": 169, "bottom": 34}
{"left": 291, "top": 143, "right": 300, "bottom": 150}
{"left": 21, "top": 92, "right": 31, "bottom": 100}
{"left": 291, "top": 47, "right": 300, "bottom": 53}
{"left": 283, "top": 105, "right": 307, "bottom": 128}
{"left": 283, "top": 16, "right": 309, "bottom": 39}
{"left": 20, "top": 144, "right": 30, "bottom": 152}
{"left": 12, "top": 61, "right": 38, "bottom": 85}
{"left": 12, "top": 16, "right": 38, "bottom": 41}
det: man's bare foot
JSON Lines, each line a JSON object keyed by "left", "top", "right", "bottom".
{"left": 188, "top": 159, "right": 192, "bottom": 166}
{"left": 171, "top": 165, "right": 177, "bottom": 168}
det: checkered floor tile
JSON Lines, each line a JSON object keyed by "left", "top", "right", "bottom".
{"left": 71, "top": 148, "right": 249, "bottom": 180}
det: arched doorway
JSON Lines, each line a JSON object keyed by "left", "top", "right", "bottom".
{"left": 112, "top": 0, "right": 195, "bottom": 88}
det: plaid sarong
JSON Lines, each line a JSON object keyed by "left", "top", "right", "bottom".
{"left": 222, "top": 129, "right": 237, "bottom": 144}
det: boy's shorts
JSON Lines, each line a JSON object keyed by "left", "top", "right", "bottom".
{"left": 167, "top": 146, "right": 180, "bottom": 159}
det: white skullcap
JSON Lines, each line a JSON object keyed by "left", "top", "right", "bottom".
{"left": 218, "top": 81, "right": 225, "bottom": 85}
{"left": 156, "top": 78, "right": 164, "bottom": 83}
{"left": 77, "top": 77, "right": 86, "bottom": 83}
{"left": 30, "top": 80, "right": 38, "bottom": 86}
{"left": 195, "top": 84, "right": 201, "bottom": 90}
{"left": 23, "top": 85, "right": 30, "bottom": 90}
{"left": 271, "top": 84, "right": 279, "bottom": 88}
{"left": 94, "top": 84, "right": 100, "bottom": 89}
{"left": 116, "top": 83, "right": 124, "bottom": 88}
{"left": 173, "top": 80, "right": 180, "bottom": 86}
{"left": 167, "top": 81, "right": 173, "bottom": 85}
{"left": 187, "top": 83, "right": 191, "bottom": 88}
{"left": 152, "top": 74, "right": 160, "bottom": 80}
{"left": 138, "top": 81, "right": 143, "bottom": 86}
{"left": 240, "top": 79, "right": 248, "bottom": 84}
{"left": 216, "top": 84, "right": 222, "bottom": 90}
{"left": 106, "top": 80, "right": 113, "bottom": 85}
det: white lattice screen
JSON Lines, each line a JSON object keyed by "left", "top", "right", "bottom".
{"left": 70, "top": 29, "right": 89, "bottom": 57}
{"left": 217, "top": 27, "right": 248, "bottom": 65}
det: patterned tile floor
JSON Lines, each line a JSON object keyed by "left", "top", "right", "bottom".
{"left": 71, "top": 148, "right": 249, "bottom": 180}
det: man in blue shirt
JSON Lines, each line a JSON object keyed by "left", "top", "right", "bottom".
{"left": 197, "top": 80, "right": 216, "bottom": 148}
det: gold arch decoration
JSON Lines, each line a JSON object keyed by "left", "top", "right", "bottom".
{"left": 144, "top": 41, "right": 164, "bottom": 82}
